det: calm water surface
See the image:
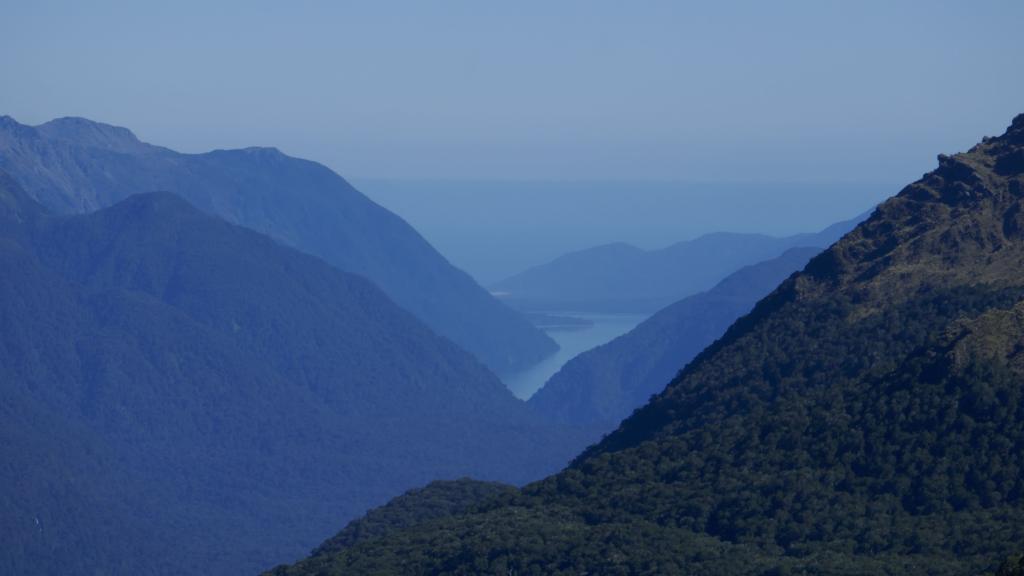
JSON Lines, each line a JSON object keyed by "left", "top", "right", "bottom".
{"left": 502, "top": 312, "right": 648, "bottom": 400}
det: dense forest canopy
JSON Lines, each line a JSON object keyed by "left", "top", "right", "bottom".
{"left": 0, "top": 175, "right": 585, "bottom": 575}
{"left": 271, "top": 115, "right": 1024, "bottom": 575}
{"left": 0, "top": 115, "right": 555, "bottom": 375}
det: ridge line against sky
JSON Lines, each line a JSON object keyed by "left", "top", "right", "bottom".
{"left": 2, "top": 0, "right": 1022, "bottom": 183}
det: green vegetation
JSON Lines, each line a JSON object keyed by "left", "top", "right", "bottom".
{"left": 272, "top": 115, "right": 1024, "bottom": 575}
{"left": 994, "top": 555, "right": 1024, "bottom": 576}
{"left": 529, "top": 247, "right": 822, "bottom": 432}
{"left": 0, "top": 179, "right": 584, "bottom": 575}
{"left": 0, "top": 114, "right": 555, "bottom": 375}
{"left": 286, "top": 479, "right": 517, "bottom": 565}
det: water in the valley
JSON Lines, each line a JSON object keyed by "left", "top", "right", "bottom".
{"left": 501, "top": 312, "right": 649, "bottom": 400}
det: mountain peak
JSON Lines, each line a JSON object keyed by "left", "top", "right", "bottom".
{"left": 97, "top": 191, "right": 208, "bottom": 226}
{"left": 35, "top": 116, "right": 147, "bottom": 153}
{"left": 275, "top": 113, "right": 1024, "bottom": 574}
{"left": 0, "top": 115, "right": 36, "bottom": 140}
{"left": 1002, "top": 113, "right": 1024, "bottom": 149}
{"left": 801, "top": 113, "right": 1024, "bottom": 288}
{"left": 0, "top": 115, "right": 559, "bottom": 375}
{"left": 892, "top": 113, "right": 1024, "bottom": 210}
{"left": 242, "top": 145, "right": 283, "bottom": 155}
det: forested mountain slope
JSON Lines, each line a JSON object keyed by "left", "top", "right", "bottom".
{"left": 0, "top": 115, "right": 555, "bottom": 374}
{"left": 272, "top": 115, "right": 1024, "bottom": 576}
{"left": 0, "top": 175, "right": 582, "bottom": 575}
{"left": 529, "top": 246, "right": 823, "bottom": 432}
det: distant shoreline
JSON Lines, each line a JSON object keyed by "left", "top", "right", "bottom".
{"left": 522, "top": 312, "right": 595, "bottom": 330}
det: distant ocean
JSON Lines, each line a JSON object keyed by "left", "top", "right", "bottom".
{"left": 355, "top": 179, "right": 892, "bottom": 284}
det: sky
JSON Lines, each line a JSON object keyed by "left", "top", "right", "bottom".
{"left": 3, "top": 1, "right": 1023, "bottom": 281}
{"left": 357, "top": 179, "right": 883, "bottom": 283}
{"left": 2, "top": 0, "right": 1022, "bottom": 183}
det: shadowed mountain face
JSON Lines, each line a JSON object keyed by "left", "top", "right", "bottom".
{"left": 272, "top": 116, "right": 1024, "bottom": 575}
{"left": 528, "top": 246, "right": 824, "bottom": 434}
{"left": 490, "top": 213, "right": 868, "bottom": 313}
{"left": 0, "top": 177, "right": 585, "bottom": 576}
{"left": 0, "top": 115, "right": 556, "bottom": 374}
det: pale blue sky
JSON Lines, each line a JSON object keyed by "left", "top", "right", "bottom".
{"left": 2, "top": 1, "right": 1022, "bottom": 183}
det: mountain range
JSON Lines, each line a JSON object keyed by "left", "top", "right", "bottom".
{"left": 0, "top": 115, "right": 555, "bottom": 375}
{"left": 491, "top": 213, "right": 868, "bottom": 312}
{"left": 271, "top": 114, "right": 1024, "bottom": 575}
{"left": 0, "top": 173, "right": 585, "bottom": 575}
{"left": 529, "top": 246, "right": 824, "bottom": 433}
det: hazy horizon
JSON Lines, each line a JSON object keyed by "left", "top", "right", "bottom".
{"left": 357, "top": 177, "right": 888, "bottom": 283}
{"left": 5, "top": 3, "right": 1024, "bottom": 574}
{"left": 2, "top": 1, "right": 1022, "bottom": 185}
